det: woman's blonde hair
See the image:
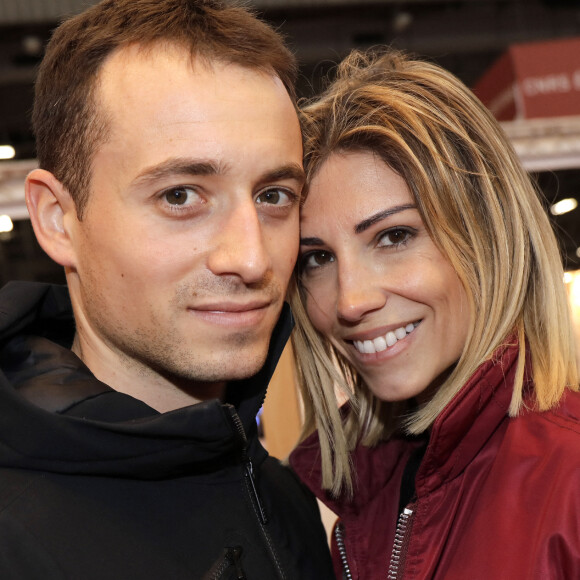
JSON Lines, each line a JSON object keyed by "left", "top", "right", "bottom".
{"left": 291, "top": 48, "right": 578, "bottom": 496}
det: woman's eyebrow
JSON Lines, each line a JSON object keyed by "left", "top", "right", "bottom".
{"left": 354, "top": 204, "right": 417, "bottom": 234}
{"left": 300, "top": 236, "right": 325, "bottom": 247}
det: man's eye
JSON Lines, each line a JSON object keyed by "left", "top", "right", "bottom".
{"left": 255, "top": 188, "right": 293, "bottom": 206}
{"left": 163, "top": 186, "right": 198, "bottom": 206}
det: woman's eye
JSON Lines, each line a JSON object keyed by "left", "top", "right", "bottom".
{"left": 162, "top": 186, "right": 198, "bottom": 206}
{"left": 301, "top": 250, "right": 335, "bottom": 271}
{"left": 377, "top": 228, "right": 413, "bottom": 247}
{"left": 256, "top": 188, "right": 293, "bottom": 206}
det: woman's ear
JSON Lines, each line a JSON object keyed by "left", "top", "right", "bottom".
{"left": 25, "top": 169, "right": 78, "bottom": 268}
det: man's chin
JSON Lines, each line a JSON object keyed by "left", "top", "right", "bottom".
{"left": 188, "top": 343, "right": 270, "bottom": 383}
{"left": 151, "top": 334, "right": 273, "bottom": 386}
{"left": 220, "top": 352, "right": 269, "bottom": 382}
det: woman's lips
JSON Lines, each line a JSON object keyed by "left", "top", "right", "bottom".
{"left": 350, "top": 321, "right": 420, "bottom": 354}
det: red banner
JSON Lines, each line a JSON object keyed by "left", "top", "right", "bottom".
{"left": 474, "top": 37, "right": 580, "bottom": 121}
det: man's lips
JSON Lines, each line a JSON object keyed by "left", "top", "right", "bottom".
{"left": 190, "top": 299, "right": 273, "bottom": 313}
{"left": 187, "top": 299, "right": 275, "bottom": 328}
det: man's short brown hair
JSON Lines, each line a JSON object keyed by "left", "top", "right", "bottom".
{"left": 32, "top": 0, "right": 297, "bottom": 218}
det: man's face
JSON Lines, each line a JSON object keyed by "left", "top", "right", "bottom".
{"left": 66, "top": 44, "right": 303, "bottom": 391}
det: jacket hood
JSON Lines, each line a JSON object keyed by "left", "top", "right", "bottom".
{"left": 0, "top": 281, "right": 293, "bottom": 479}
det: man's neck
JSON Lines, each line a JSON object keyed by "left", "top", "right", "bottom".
{"left": 71, "top": 334, "right": 226, "bottom": 413}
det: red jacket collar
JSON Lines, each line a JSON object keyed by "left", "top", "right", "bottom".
{"left": 291, "top": 340, "right": 526, "bottom": 515}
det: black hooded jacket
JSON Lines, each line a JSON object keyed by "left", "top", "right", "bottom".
{"left": 0, "top": 281, "right": 333, "bottom": 579}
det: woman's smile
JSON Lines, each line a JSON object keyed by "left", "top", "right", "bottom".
{"left": 349, "top": 320, "right": 420, "bottom": 355}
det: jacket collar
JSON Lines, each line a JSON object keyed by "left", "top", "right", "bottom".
{"left": 416, "top": 340, "right": 522, "bottom": 493}
{"left": 291, "top": 340, "right": 525, "bottom": 513}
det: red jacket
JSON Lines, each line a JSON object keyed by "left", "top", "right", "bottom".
{"left": 290, "top": 343, "right": 580, "bottom": 579}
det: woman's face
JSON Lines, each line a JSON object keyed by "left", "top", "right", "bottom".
{"left": 299, "top": 150, "right": 471, "bottom": 402}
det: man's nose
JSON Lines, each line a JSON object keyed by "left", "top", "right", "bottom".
{"left": 207, "top": 201, "right": 271, "bottom": 284}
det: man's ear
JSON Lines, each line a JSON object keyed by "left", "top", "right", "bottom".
{"left": 25, "top": 169, "right": 79, "bottom": 268}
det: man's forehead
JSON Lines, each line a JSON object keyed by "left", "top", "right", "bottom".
{"left": 96, "top": 43, "right": 296, "bottom": 137}
{"left": 94, "top": 41, "right": 295, "bottom": 143}
{"left": 98, "top": 41, "right": 281, "bottom": 97}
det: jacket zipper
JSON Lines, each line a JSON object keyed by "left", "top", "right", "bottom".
{"left": 387, "top": 507, "right": 414, "bottom": 580}
{"left": 334, "top": 522, "right": 353, "bottom": 580}
{"left": 227, "top": 405, "right": 268, "bottom": 524}
{"left": 226, "top": 405, "right": 285, "bottom": 579}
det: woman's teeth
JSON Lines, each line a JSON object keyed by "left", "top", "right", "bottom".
{"left": 353, "top": 322, "right": 419, "bottom": 354}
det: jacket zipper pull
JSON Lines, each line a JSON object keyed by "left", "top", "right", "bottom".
{"left": 207, "top": 546, "right": 247, "bottom": 580}
{"left": 245, "top": 456, "right": 268, "bottom": 525}
{"left": 229, "top": 546, "right": 246, "bottom": 580}
{"left": 226, "top": 405, "right": 269, "bottom": 526}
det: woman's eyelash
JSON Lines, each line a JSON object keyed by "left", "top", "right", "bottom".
{"left": 299, "top": 250, "right": 335, "bottom": 272}
{"left": 377, "top": 227, "right": 417, "bottom": 247}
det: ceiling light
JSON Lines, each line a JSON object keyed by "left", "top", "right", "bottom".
{"left": 22, "top": 35, "right": 43, "bottom": 56}
{"left": 0, "top": 215, "right": 13, "bottom": 233}
{"left": 392, "top": 11, "right": 413, "bottom": 34}
{"left": 0, "top": 145, "right": 15, "bottom": 160}
{"left": 550, "top": 198, "right": 578, "bottom": 216}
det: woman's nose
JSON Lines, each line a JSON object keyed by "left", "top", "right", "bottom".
{"left": 336, "top": 266, "right": 387, "bottom": 323}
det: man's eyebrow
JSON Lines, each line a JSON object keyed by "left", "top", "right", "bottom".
{"left": 258, "top": 163, "right": 306, "bottom": 188}
{"left": 354, "top": 204, "right": 417, "bottom": 234}
{"left": 131, "top": 158, "right": 227, "bottom": 186}
{"left": 131, "top": 159, "right": 305, "bottom": 190}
